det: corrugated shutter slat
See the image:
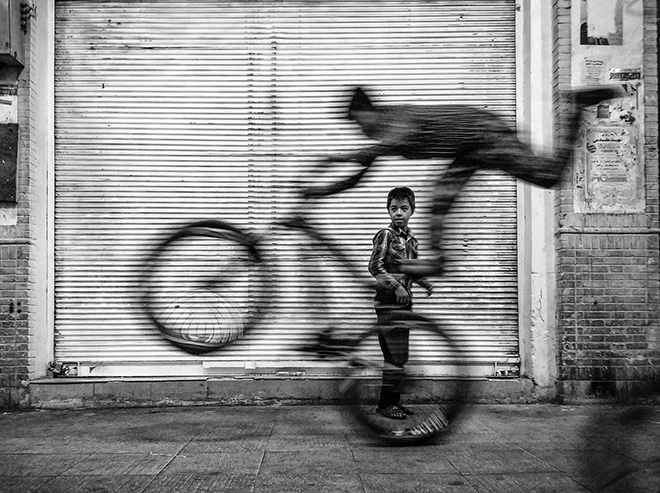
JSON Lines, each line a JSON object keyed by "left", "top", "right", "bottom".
{"left": 54, "top": 0, "right": 518, "bottom": 375}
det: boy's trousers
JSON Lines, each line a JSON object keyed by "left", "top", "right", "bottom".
{"left": 376, "top": 307, "right": 411, "bottom": 409}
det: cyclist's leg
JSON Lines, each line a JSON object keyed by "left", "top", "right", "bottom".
{"left": 429, "top": 162, "right": 477, "bottom": 256}
{"left": 468, "top": 132, "right": 568, "bottom": 188}
{"left": 395, "top": 160, "right": 476, "bottom": 277}
{"left": 399, "top": 83, "right": 622, "bottom": 277}
{"left": 426, "top": 129, "right": 563, "bottom": 264}
{"left": 475, "top": 85, "right": 626, "bottom": 188}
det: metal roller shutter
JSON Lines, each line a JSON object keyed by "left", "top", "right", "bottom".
{"left": 54, "top": 0, "right": 518, "bottom": 377}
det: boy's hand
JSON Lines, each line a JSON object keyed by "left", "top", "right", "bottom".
{"left": 394, "top": 285, "right": 410, "bottom": 305}
{"left": 426, "top": 285, "right": 435, "bottom": 297}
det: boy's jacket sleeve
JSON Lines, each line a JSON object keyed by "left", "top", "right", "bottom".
{"left": 368, "top": 229, "right": 404, "bottom": 292}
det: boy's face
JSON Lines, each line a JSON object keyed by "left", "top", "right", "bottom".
{"left": 388, "top": 198, "right": 413, "bottom": 230}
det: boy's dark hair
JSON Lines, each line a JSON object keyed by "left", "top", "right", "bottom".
{"left": 348, "top": 87, "right": 374, "bottom": 120}
{"left": 387, "top": 187, "right": 415, "bottom": 213}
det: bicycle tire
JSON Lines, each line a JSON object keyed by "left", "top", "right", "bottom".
{"left": 141, "top": 220, "right": 268, "bottom": 354}
{"left": 341, "top": 312, "right": 468, "bottom": 444}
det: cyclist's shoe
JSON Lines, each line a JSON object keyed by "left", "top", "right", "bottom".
{"left": 573, "top": 85, "right": 625, "bottom": 107}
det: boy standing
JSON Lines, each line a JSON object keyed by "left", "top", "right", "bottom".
{"left": 369, "top": 187, "right": 433, "bottom": 420}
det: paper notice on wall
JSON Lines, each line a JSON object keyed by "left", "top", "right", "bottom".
{"left": 575, "top": 125, "right": 643, "bottom": 213}
{"left": 609, "top": 68, "right": 642, "bottom": 82}
{"left": 572, "top": 0, "right": 645, "bottom": 215}
{"left": 584, "top": 59, "right": 606, "bottom": 85}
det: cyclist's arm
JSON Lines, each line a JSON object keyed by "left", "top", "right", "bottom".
{"left": 329, "top": 116, "right": 413, "bottom": 167}
{"left": 301, "top": 164, "right": 371, "bottom": 198}
{"left": 302, "top": 116, "right": 413, "bottom": 198}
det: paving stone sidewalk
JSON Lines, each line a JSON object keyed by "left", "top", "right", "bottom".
{"left": 0, "top": 404, "right": 658, "bottom": 493}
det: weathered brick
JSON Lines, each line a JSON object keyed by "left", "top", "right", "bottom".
{"left": 555, "top": 2, "right": 659, "bottom": 399}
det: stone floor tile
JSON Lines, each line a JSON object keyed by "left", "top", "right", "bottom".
{"left": 270, "top": 415, "right": 352, "bottom": 436}
{"left": 197, "top": 413, "right": 276, "bottom": 438}
{"left": 0, "top": 454, "right": 90, "bottom": 477}
{"left": 260, "top": 450, "right": 357, "bottom": 474}
{"left": 198, "top": 421, "right": 274, "bottom": 439}
{"left": 271, "top": 406, "right": 347, "bottom": 425}
{"left": 435, "top": 430, "right": 501, "bottom": 445}
{"left": 615, "top": 435, "right": 660, "bottom": 462}
{"left": 64, "top": 420, "right": 208, "bottom": 444}
{"left": 529, "top": 448, "right": 634, "bottom": 474}
{"left": 598, "top": 465, "right": 660, "bottom": 493}
{"left": 344, "top": 430, "right": 391, "bottom": 448}
{"left": 514, "top": 437, "right": 603, "bottom": 453}
{"left": 182, "top": 436, "right": 270, "bottom": 453}
{"left": 353, "top": 448, "right": 457, "bottom": 474}
{"left": 0, "top": 477, "right": 53, "bottom": 493}
{"left": 360, "top": 473, "right": 475, "bottom": 493}
{"left": 269, "top": 408, "right": 351, "bottom": 436}
{"left": 464, "top": 472, "right": 590, "bottom": 493}
{"left": 266, "top": 434, "right": 350, "bottom": 451}
{"left": 35, "top": 475, "right": 154, "bottom": 493}
{"left": 60, "top": 452, "right": 172, "bottom": 476}
{"left": 0, "top": 437, "right": 105, "bottom": 455}
{"left": 84, "top": 439, "right": 186, "bottom": 455}
{"left": 443, "top": 449, "right": 556, "bottom": 475}
{"left": 437, "top": 441, "right": 525, "bottom": 454}
{"left": 526, "top": 447, "right": 647, "bottom": 492}
{"left": 162, "top": 452, "right": 264, "bottom": 475}
{"left": 143, "top": 472, "right": 258, "bottom": 493}
{"left": 0, "top": 419, "right": 67, "bottom": 439}
{"left": 253, "top": 473, "right": 363, "bottom": 493}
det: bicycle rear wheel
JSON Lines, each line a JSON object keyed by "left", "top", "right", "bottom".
{"left": 141, "top": 220, "right": 268, "bottom": 353}
{"left": 342, "top": 313, "right": 467, "bottom": 444}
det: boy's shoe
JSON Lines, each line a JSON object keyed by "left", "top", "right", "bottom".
{"left": 397, "top": 404, "right": 415, "bottom": 416}
{"left": 376, "top": 405, "right": 407, "bottom": 420}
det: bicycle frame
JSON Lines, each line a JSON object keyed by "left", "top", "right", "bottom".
{"left": 241, "top": 173, "right": 378, "bottom": 342}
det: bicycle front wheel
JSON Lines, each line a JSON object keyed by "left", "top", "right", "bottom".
{"left": 342, "top": 313, "right": 467, "bottom": 443}
{"left": 141, "top": 221, "right": 268, "bottom": 353}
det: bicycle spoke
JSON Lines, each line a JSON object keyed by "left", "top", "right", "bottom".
{"left": 142, "top": 224, "right": 264, "bottom": 352}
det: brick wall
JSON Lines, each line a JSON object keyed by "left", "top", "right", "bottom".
{"left": 0, "top": 13, "right": 33, "bottom": 409}
{"left": 0, "top": 242, "right": 30, "bottom": 408}
{"left": 555, "top": 0, "right": 660, "bottom": 401}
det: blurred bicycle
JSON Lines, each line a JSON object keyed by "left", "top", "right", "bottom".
{"left": 141, "top": 161, "right": 468, "bottom": 443}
